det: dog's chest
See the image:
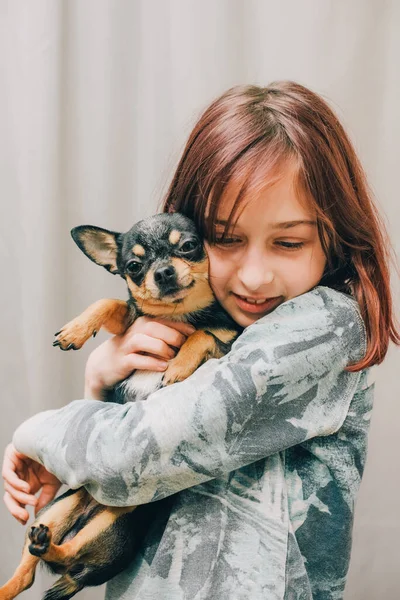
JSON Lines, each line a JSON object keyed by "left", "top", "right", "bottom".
{"left": 116, "top": 370, "right": 165, "bottom": 403}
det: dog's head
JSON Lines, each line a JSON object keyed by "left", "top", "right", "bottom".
{"left": 71, "top": 213, "right": 214, "bottom": 316}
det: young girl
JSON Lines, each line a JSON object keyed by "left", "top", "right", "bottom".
{"left": 3, "top": 81, "right": 399, "bottom": 600}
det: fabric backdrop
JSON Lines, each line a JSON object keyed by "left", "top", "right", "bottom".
{"left": 0, "top": 1, "right": 399, "bottom": 598}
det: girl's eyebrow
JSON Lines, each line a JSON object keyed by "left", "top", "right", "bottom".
{"left": 271, "top": 220, "right": 317, "bottom": 229}
{"left": 215, "top": 219, "right": 317, "bottom": 229}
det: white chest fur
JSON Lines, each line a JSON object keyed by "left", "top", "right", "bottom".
{"left": 117, "top": 370, "right": 165, "bottom": 403}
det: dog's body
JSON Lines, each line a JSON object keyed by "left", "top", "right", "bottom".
{"left": 0, "top": 213, "right": 241, "bottom": 600}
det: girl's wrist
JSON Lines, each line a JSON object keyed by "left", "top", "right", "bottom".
{"left": 84, "top": 362, "right": 107, "bottom": 400}
{"left": 84, "top": 342, "right": 119, "bottom": 400}
{"left": 84, "top": 380, "right": 105, "bottom": 401}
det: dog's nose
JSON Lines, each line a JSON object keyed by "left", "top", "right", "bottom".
{"left": 154, "top": 265, "right": 176, "bottom": 285}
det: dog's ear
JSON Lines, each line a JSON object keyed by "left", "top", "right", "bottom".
{"left": 71, "top": 226, "right": 122, "bottom": 275}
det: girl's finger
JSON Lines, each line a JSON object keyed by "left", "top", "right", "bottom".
{"left": 153, "top": 320, "right": 196, "bottom": 337}
{"left": 142, "top": 322, "right": 189, "bottom": 348}
{"left": 2, "top": 461, "right": 30, "bottom": 493}
{"left": 129, "top": 316, "right": 195, "bottom": 337}
{"left": 128, "top": 334, "right": 177, "bottom": 360}
{"left": 123, "top": 354, "right": 169, "bottom": 373}
{"left": 2, "top": 445, "right": 31, "bottom": 491}
{"left": 3, "top": 480, "right": 38, "bottom": 507}
{"left": 126, "top": 322, "right": 190, "bottom": 350}
{"left": 1, "top": 455, "right": 30, "bottom": 492}
{"left": 5, "top": 449, "right": 25, "bottom": 471}
{"left": 3, "top": 491, "right": 29, "bottom": 524}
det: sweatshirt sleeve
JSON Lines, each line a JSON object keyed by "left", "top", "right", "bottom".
{"left": 12, "top": 286, "right": 366, "bottom": 507}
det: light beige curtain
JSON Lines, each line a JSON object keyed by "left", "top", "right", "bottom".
{"left": 0, "top": 1, "right": 399, "bottom": 598}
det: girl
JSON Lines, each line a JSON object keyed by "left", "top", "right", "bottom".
{"left": 3, "top": 81, "right": 399, "bottom": 600}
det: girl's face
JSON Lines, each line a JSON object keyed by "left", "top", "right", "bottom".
{"left": 205, "top": 163, "right": 327, "bottom": 327}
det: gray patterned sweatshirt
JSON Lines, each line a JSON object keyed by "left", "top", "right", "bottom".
{"left": 13, "top": 286, "right": 374, "bottom": 600}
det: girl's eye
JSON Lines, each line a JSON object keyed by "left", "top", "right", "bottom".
{"left": 214, "top": 236, "right": 242, "bottom": 246}
{"left": 276, "top": 241, "right": 305, "bottom": 250}
{"left": 126, "top": 261, "right": 143, "bottom": 275}
{"left": 179, "top": 239, "right": 198, "bottom": 253}
{"left": 212, "top": 237, "right": 305, "bottom": 250}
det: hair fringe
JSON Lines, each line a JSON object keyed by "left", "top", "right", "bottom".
{"left": 162, "top": 81, "right": 400, "bottom": 371}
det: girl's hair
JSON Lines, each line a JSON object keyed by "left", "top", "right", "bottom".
{"left": 162, "top": 81, "right": 399, "bottom": 371}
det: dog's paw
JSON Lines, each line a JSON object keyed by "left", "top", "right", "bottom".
{"left": 162, "top": 358, "right": 197, "bottom": 386}
{"left": 53, "top": 319, "right": 97, "bottom": 351}
{"left": 29, "top": 524, "right": 51, "bottom": 557}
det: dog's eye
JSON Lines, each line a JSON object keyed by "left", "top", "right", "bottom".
{"left": 179, "top": 240, "right": 198, "bottom": 253}
{"left": 126, "top": 261, "right": 143, "bottom": 275}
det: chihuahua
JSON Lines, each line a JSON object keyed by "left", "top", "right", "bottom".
{"left": 0, "top": 213, "right": 241, "bottom": 600}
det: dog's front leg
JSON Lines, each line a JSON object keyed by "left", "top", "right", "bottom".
{"left": 163, "top": 328, "right": 238, "bottom": 385}
{"left": 53, "top": 299, "right": 131, "bottom": 350}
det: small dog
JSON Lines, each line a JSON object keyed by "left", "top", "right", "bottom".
{"left": 0, "top": 213, "right": 241, "bottom": 600}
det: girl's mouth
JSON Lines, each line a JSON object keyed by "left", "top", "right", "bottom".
{"left": 232, "top": 293, "right": 283, "bottom": 314}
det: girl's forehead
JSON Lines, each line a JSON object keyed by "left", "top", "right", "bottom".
{"left": 215, "top": 162, "right": 316, "bottom": 225}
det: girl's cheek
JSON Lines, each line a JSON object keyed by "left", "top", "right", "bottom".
{"left": 208, "top": 255, "right": 230, "bottom": 294}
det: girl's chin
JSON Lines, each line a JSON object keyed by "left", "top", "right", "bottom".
{"left": 221, "top": 304, "right": 264, "bottom": 327}
{"left": 238, "top": 311, "right": 265, "bottom": 325}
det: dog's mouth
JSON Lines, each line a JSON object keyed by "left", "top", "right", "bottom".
{"left": 162, "top": 279, "right": 196, "bottom": 303}
{"left": 129, "top": 277, "right": 199, "bottom": 305}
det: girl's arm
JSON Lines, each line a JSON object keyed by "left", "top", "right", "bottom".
{"left": 12, "top": 286, "right": 366, "bottom": 507}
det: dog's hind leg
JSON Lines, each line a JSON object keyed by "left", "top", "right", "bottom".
{"left": 27, "top": 488, "right": 90, "bottom": 558}
{"left": 35, "top": 505, "right": 136, "bottom": 566}
{"left": 0, "top": 548, "right": 40, "bottom": 600}
{"left": 0, "top": 488, "right": 90, "bottom": 600}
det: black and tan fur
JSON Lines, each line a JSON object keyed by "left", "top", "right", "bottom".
{"left": 0, "top": 213, "right": 241, "bottom": 600}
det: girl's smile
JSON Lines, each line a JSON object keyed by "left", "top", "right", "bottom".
{"left": 231, "top": 293, "right": 283, "bottom": 315}
{"left": 205, "top": 161, "right": 327, "bottom": 328}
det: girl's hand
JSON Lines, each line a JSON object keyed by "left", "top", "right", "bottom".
{"left": 84, "top": 316, "right": 196, "bottom": 399}
{"left": 2, "top": 443, "right": 62, "bottom": 525}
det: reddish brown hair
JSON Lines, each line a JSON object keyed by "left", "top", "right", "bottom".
{"left": 161, "top": 81, "right": 399, "bottom": 371}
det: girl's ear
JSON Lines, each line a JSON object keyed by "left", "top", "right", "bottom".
{"left": 71, "top": 225, "right": 122, "bottom": 274}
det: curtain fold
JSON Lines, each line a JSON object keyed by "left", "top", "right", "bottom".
{"left": 0, "top": 1, "right": 398, "bottom": 598}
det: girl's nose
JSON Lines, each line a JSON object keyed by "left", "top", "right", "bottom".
{"left": 237, "top": 256, "right": 274, "bottom": 292}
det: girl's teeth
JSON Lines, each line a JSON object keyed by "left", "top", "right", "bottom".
{"left": 244, "top": 297, "right": 267, "bottom": 304}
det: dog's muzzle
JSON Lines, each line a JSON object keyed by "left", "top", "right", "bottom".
{"left": 154, "top": 264, "right": 180, "bottom": 295}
